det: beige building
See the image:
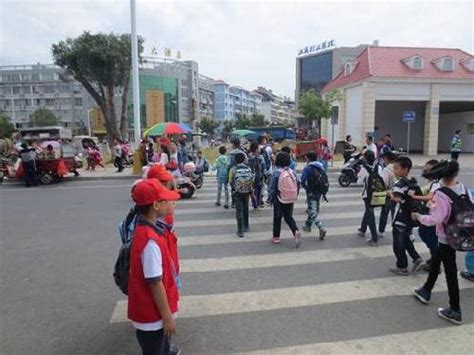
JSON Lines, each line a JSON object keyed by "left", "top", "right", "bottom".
{"left": 322, "top": 46, "right": 474, "bottom": 154}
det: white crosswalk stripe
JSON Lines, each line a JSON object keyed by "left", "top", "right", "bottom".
{"left": 110, "top": 175, "right": 474, "bottom": 354}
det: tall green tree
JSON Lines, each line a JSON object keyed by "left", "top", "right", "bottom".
{"left": 52, "top": 32, "right": 144, "bottom": 148}
{"left": 249, "top": 113, "right": 268, "bottom": 127}
{"left": 221, "top": 120, "right": 235, "bottom": 139}
{"left": 234, "top": 113, "right": 251, "bottom": 129}
{"left": 29, "top": 107, "right": 58, "bottom": 127}
{"left": 298, "top": 89, "right": 342, "bottom": 136}
{"left": 197, "top": 117, "right": 219, "bottom": 137}
{"left": 0, "top": 110, "right": 15, "bottom": 138}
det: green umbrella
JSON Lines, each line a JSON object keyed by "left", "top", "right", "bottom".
{"left": 231, "top": 129, "right": 256, "bottom": 137}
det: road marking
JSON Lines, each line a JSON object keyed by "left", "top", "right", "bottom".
{"left": 175, "top": 210, "right": 380, "bottom": 228}
{"left": 178, "top": 225, "right": 391, "bottom": 246}
{"left": 109, "top": 275, "right": 474, "bottom": 322}
{"left": 175, "top": 199, "right": 363, "bottom": 215}
{"left": 181, "top": 190, "right": 362, "bottom": 199}
{"left": 180, "top": 241, "right": 419, "bottom": 273}
{"left": 235, "top": 324, "right": 474, "bottom": 354}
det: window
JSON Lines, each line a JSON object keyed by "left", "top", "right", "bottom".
{"left": 32, "top": 74, "right": 40, "bottom": 81}
{"left": 22, "top": 74, "right": 32, "bottom": 81}
{"left": 11, "top": 74, "right": 20, "bottom": 82}
{"left": 442, "top": 58, "right": 454, "bottom": 71}
{"left": 12, "top": 86, "right": 20, "bottom": 94}
{"left": 344, "top": 62, "right": 352, "bottom": 76}
{"left": 45, "top": 98, "right": 55, "bottom": 106}
{"left": 412, "top": 56, "right": 423, "bottom": 70}
{"left": 75, "top": 98, "right": 82, "bottom": 106}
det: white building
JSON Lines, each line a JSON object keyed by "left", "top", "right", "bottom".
{"left": 322, "top": 46, "right": 474, "bottom": 153}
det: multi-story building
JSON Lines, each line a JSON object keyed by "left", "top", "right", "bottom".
{"left": 254, "top": 86, "right": 294, "bottom": 124}
{"left": 213, "top": 80, "right": 262, "bottom": 120}
{"left": 142, "top": 58, "right": 199, "bottom": 123}
{"left": 0, "top": 64, "right": 92, "bottom": 132}
{"left": 198, "top": 75, "right": 215, "bottom": 120}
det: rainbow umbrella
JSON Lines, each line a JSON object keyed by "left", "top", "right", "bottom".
{"left": 144, "top": 122, "right": 192, "bottom": 136}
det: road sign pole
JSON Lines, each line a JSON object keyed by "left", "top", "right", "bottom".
{"left": 407, "top": 121, "right": 411, "bottom": 156}
{"left": 130, "top": 0, "right": 141, "bottom": 144}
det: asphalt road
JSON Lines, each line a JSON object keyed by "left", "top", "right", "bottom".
{"left": 1, "top": 168, "right": 473, "bottom": 354}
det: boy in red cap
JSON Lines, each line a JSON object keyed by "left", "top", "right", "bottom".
{"left": 128, "top": 179, "right": 181, "bottom": 354}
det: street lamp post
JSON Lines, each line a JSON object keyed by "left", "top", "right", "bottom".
{"left": 130, "top": 0, "right": 141, "bottom": 145}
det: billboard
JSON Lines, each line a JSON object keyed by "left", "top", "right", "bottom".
{"left": 146, "top": 90, "right": 165, "bottom": 127}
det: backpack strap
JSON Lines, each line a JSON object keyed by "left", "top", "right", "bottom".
{"left": 136, "top": 218, "right": 165, "bottom": 236}
{"left": 438, "top": 186, "right": 462, "bottom": 203}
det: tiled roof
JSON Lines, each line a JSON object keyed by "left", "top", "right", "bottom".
{"left": 323, "top": 46, "right": 474, "bottom": 92}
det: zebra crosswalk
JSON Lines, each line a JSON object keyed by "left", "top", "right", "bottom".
{"left": 110, "top": 173, "right": 474, "bottom": 354}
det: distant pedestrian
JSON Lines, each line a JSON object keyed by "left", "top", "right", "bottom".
{"left": 269, "top": 152, "right": 301, "bottom": 247}
{"left": 365, "top": 136, "right": 378, "bottom": 160}
{"left": 343, "top": 135, "right": 356, "bottom": 163}
{"left": 248, "top": 142, "right": 266, "bottom": 210}
{"left": 301, "top": 151, "right": 328, "bottom": 240}
{"left": 19, "top": 143, "right": 37, "bottom": 187}
{"left": 281, "top": 146, "right": 297, "bottom": 172}
{"left": 214, "top": 146, "right": 229, "bottom": 209}
{"left": 114, "top": 140, "right": 124, "bottom": 173}
{"left": 450, "top": 129, "right": 462, "bottom": 160}
{"left": 229, "top": 152, "right": 254, "bottom": 238}
{"left": 315, "top": 137, "right": 332, "bottom": 171}
{"left": 357, "top": 150, "right": 383, "bottom": 246}
{"left": 378, "top": 151, "right": 397, "bottom": 237}
{"left": 227, "top": 138, "right": 248, "bottom": 208}
{"left": 258, "top": 135, "right": 273, "bottom": 206}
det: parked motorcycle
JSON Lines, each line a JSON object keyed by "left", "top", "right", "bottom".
{"left": 338, "top": 153, "right": 362, "bottom": 187}
{"left": 176, "top": 176, "right": 196, "bottom": 199}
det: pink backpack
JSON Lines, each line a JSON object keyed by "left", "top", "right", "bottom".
{"left": 278, "top": 168, "right": 298, "bottom": 204}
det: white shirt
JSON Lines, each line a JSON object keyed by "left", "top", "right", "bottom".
{"left": 366, "top": 143, "right": 378, "bottom": 159}
{"left": 381, "top": 163, "right": 395, "bottom": 190}
{"left": 131, "top": 239, "right": 178, "bottom": 331}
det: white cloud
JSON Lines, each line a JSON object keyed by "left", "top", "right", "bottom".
{"left": 1, "top": 0, "right": 472, "bottom": 98}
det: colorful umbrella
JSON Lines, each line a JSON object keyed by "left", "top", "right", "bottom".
{"left": 231, "top": 129, "right": 256, "bottom": 138}
{"left": 144, "top": 122, "right": 192, "bottom": 136}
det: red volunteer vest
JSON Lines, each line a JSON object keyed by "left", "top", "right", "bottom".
{"left": 163, "top": 214, "right": 180, "bottom": 274}
{"left": 128, "top": 223, "right": 179, "bottom": 323}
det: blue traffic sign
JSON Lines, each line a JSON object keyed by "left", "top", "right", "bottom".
{"left": 403, "top": 111, "right": 416, "bottom": 122}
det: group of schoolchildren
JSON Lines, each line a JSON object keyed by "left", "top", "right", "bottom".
{"left": 214, "top": 135, "right": 329, "bottom": 245}
{"left": 356, "top": 144, "right": 474, "bottom": 325}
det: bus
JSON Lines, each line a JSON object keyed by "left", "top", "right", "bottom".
{"left": 247, "top": 126, "right": 295, "bottom": 142}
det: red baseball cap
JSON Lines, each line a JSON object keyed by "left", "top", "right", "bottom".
{"left": 147, "top": 164, "right": 174, "bottom": 182}
{"left": 132, "top": 179, "right": 180, "bottom": 206}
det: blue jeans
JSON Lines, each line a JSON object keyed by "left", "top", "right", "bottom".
{"left": 216, "top": 180, "right": 229, "bottom": 205}
{"left": 379, "top": 198, "right": 395, "bottom": 234}
{"left": 392, "top": 224, "right": 421, "bottom": 269}
{"left": 251, "top": 181, "right": 263, "bottom": 208}
{"left": 360, "top": 198, "right": 378, "bottom": 242}
{"left": 466, "top": 251, "right": 474, "bottom": 274}
{"left": 418, "top": 225, "right": 438, "bottom": 259}
{"left": 305, "top": 196, "right": 324, "bottom": 231}
{"left": 235, "top": 192, "right": 249, "bottom": 234}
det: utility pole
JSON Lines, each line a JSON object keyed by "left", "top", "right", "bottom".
{"left": 130, "top": 0, "right": 141, "bottom": 145}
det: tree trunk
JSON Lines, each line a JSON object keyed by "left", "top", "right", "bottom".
{"left": 119, "top": 80, "right": 129, "bottom": 140}
{"left": 102, "top": 87, "right": 121, "bottom": 153}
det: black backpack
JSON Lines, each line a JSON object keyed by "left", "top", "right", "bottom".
{"left": 113, "top": 219, "right": 164, "bottom": 295}
{"left": 248, "top": 155, "right": 263, "bottom": 181}
{"left": 307, "top": 164, "right": 329, "bottom": 197}
{"left": 260, "top": 147, "right": 271, "bottom": 171}
{"left": 364, "top": 164, "right": 387, "bottom": 207}
{"left": 438, "top": 186, "right": 474, "bottom": 252}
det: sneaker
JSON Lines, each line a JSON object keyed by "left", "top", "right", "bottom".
{"left": 215, "top": 202, "right": 221, "bottom": 206}
{"left": 224, "top": 204, "right": 229, "bottom": 209}
{"left": 367, "top": 240, "right": 378, "bottom": 247}
{"left": 252, "top": 207, "right": 259, "bottom": 212}
{"left": 294, "top": 231, "right": 302, "bottom": 248}
{"left": 272, "top": 237, "right": 281, "bottom": 244}
{"left": 302, "top": 225, "right": 311, "bottom": 233}
{"left": 460, "top": 271, "right": 474, "bottom": 282}
{"left": 319, "top": 229, "right": 327, "bottom": 240}
{"left": 231, "top": 204, "right": 235, "bottom": 209}
{"left": 169, "top": 343, "right": 181, "bottom": 355}
{"left": 412, "top": 258, "right": 424, "bottom": 273}
{"left": 378, "top": 232, "right": 385, "bottom": 238}
{"left": 237, "top": 233, "right": 244, "bottom": 238}
{"left": 357, "top": 228, "right": 365, "bottom": 237}
{"left": 437, "top": 307, "right": 462, "bottom": 325}
{"left": 244, "top": 227, "right": 249, "bottom": 233}
{"left": 389, "top": 267, "right": 410, "bottom": 276}
{"left": 413, "top": 287, "right": 431, "bottom": 304}
{"left": 259, "top": 203, "right": 265, "bottom": 208}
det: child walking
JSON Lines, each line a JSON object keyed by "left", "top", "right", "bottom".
{"left": 301, "top": 151, "right": 327, "bottom": 240}
{"left": 412, "top": 160, "right": 472, "bottom": 324}
{"left": 230, "top": 152, "right": 254, "bottom": 238}
{"left": 215, "top": 146, "right": 229, "bottom": 209}
{"left": 389, "top": 156, "right": 424, "bottom": 275}
{"left": 269, "top": 152, "right": 301, "bottom": 247}
{"left": 248, "top": 142, "right": 266, "bottom": 210}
